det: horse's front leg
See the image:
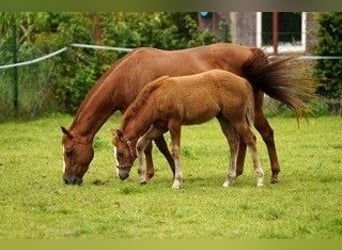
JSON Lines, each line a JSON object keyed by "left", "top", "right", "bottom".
{"left": 154, "top": 136, "right": 176, "bottom": 177}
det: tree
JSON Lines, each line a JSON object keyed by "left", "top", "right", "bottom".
{"left": 0, "top": 12, "right": 218, "bottom": 114}
{"left": 313, "top": 12, "right": 342, "bottom": 101}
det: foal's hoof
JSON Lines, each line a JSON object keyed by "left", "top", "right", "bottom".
{"left": 222, "top": 181, "right": 233, "bottom": 188}
{"left": 172, "top": 182, "right": 182, "bottom": 190}
{"left": 140, "top": 180, "right": 147, "bottom": 185}
{"left": 256, "top": 183, "right": 265, "bottom": 188}
{"left": 146, "top": 172, "right": 154, "bottom": 180}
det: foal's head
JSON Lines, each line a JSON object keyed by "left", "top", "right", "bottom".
{"left": 112, "top": 129, "right": 137, "bottom": 181}
{"left": 61, "top": 127, "right": 94, "bottom": 185}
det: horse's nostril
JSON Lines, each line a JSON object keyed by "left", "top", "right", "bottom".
{"left": 63, "top": 175, "right": 82, "bottom": 185}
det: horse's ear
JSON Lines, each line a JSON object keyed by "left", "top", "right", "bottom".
{"left": 61, "top": 126, "right": 73, "bottom": 139}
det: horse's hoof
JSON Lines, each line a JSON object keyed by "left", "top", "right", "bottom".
{"left": 271, "top": 176, "right": 279, "bottom": 184}
{"left": 257, "top": 183, "right": 265, "bottom": 188}
{"left": 140, "top": 181, "right": 147, "bottom": 185}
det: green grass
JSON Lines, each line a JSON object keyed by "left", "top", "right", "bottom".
{"left": 0, "top": 114, "right": 341, "bottom": 239}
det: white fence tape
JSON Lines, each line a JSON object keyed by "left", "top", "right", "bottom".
{"left": 0, "top": 44, "right": 132, "bottom": 70}
{"left": 70, "top": 43, "right": 133, "bottom": 52}
{"left": 0, "top": 43, "right": 341, "bottom": 70}
{"left": 0, "top": 47, "right": 68, "bottom": 69}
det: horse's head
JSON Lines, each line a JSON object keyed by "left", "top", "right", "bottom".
{"left": 112, "top": 129, "right": 137, "bottom": 181}
{"left": 61, "top": 127, "right": 94, "bottom": 185}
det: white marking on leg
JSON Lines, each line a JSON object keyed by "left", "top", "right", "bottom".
{"left": 62, "top": 146, "right": 66, "bottom": 174}
{"left": 248, "top": 145, "right": 265, "bottom": 187}
{"left": 223, "top": 148, "right": 238, "bottom": 188}
{"left": 223, "top": 128, "right": 239, "bottom": 188}
{"left": 113, "top": 146, "right": 120, "bottom": 177}
{"left": 171, "top": 146, "right": 183, "bottom": 189}
{"left": 137, "top": 137, "right": 148, "bottom": 184}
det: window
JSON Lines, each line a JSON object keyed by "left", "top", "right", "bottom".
{"left": 256, "top": 12, "right": 306, "bottom": 53}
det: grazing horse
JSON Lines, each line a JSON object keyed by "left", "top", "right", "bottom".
{"left": 113, "top": 69, "right": 264, "bottom": 188}
{"left": 61, "top": 43, "right": 315, "bottom": 185}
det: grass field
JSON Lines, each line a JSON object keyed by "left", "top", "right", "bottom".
{"left": 0, "top": 114, "right": 341, "bottom": 239}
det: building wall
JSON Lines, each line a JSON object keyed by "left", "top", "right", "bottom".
{"left": 234, "top": 12, "right": 257, "bottom": 46}
{"left": 305, "top": 12, "right": 319, "bottom": 54}
{"left": 198, "top": 12, "right": 318, "bottom": 55}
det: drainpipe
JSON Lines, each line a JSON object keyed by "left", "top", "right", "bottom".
{"left": 272, "top": 12, "right": 279, "bottom": 55}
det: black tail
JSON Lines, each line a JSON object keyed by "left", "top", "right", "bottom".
{"left": 243, "top": 48, "right": 317, "bottom": 117}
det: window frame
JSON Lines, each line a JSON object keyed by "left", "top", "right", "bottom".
{"left": 256, "top": 12, "right": 307, "bottom": 53}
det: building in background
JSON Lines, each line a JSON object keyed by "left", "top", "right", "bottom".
{"left": 198, "top": 12, "right": 318, "bottom": 55}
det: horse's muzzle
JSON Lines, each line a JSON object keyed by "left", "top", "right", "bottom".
{"left": 63, "top": 175, "right": 83, "bottom": 185}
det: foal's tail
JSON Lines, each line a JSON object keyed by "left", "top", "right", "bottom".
{"left": 245, "top": 82, "right": 255, "bottom": 127}
{"left": 243, "top": 48, "right": 317, "bottom": 117}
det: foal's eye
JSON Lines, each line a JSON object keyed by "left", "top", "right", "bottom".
{"left": 65, "top": 150, "right": 73, "bottom": 157}
{"left": 117, "top": 151, "right": 123, "bottom": 157}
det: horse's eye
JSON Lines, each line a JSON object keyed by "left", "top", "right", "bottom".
{"left": 117, "top": 151, "right": 123, "bottom": 158}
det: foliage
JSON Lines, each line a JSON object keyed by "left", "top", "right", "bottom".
{"left": 0, "top": 12, "right": 217, "bottom": 115}
{"left": 313, "top": 13, "right": 342, "bottom": 100}
{"left": 0, "top": 115, "right": 341, "bottom": 238}
{"left": 101, "top": 12, "right": 215, "bottom": 50}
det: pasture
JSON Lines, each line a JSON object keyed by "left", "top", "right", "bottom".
{"left": 0, "top": 114, "right": 341, "bottom": 239}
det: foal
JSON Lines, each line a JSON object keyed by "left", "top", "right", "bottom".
{"left": 113, "top": 69, "right": 264, "bottom": 189}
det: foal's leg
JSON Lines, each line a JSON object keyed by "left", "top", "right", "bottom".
{"left": 168, "top": 120, "right": 183, "bottom": 189}
{"left": 137, "top": 126, "right": 164, "bottom": 184}
{"left": 143, "top": 141, "right": 155, "bottom": 180}
{"left": 217, "top": 117, "right": 240, "bottom": 188}
{"left": 253, "top": 90, "right": 280, "bottom": 183}
{"left": 235, "top": 121, "right": 265, "bottom": 187}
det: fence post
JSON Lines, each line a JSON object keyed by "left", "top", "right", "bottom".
{"left": 12, "top": 18, "right": 19, "bottom": 115}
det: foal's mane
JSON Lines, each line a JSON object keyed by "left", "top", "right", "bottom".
{"left": 121, "top": 75, "right": 169, "bottom": 130}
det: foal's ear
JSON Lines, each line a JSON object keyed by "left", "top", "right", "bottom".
{"left": 113, "top": 129, "right": 124, "bottom": 139}
{"left": 61, "top": 126, "right": 73, "bottom": 139}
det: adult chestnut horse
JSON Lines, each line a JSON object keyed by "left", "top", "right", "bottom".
{"left": 61, "top": 43, "right": 314, "bottom": 185}
{"left": 113, "top": 70, "right": 264, "bottom": 189}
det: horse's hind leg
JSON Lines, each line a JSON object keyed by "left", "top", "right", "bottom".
{"left": 154, "top": 136, "right": 176, "bottom": 177}
{"left": 217, "top": 117, "right": 240, "bottom": 187}
{"left": 254, "top": 91, "right": 280, "bottom": 183}
{"left": 254, "top": 110, "right": 280, "bottom": 184}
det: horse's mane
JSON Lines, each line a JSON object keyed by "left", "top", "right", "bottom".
{"left": 121, "top": 75, "right": 170, "bottom": 130}
{"left": 70, "top": 49, "right": 139, "bottom": 127}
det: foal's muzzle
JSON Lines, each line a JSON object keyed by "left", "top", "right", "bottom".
{"left": 118, "top": 169, "right": 130, "bottom": 181}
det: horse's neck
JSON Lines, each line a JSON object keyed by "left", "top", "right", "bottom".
{"left": 71, "top": 105, "right": 114, "bottom": 141}
{"left": 70, "top": 79, "right": 122, "bottom": 141}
